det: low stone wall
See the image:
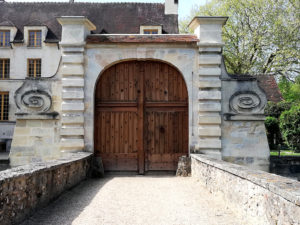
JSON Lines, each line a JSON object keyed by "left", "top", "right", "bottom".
{"left": 0, "top": 152, "right": 92, "bottom": 225}
{"left": 191, "top": 154, "right": 300, "bottom": 225}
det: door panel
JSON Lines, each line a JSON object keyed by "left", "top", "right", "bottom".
{"left": 144, "top": 111, "right": 188, "bottom": 171}
{"left": 94, "top": 61, "right": 188, "bottom": 172}
{"left": 94, "top": 110, "right": 139, "bottom": 171}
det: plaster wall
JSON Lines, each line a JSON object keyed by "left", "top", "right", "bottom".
{"left": 0, "top": 44, "right": 60, "bottom": 79}
{"left": 83, "top": 44, "right": 199, "bottom": 153}
{"left": 0, "top": 32, "right": 61, "bottom": 121}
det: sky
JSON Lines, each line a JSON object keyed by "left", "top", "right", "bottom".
{"left": 5, "top": 0, "right": 209, "bottom": 19}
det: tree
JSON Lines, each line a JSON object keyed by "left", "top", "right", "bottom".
{"left": 280, "top": 104, "right": 300, "bottom": 152}
{"left": 278, "top": 75, "right": 300, "bottom": 102}
{"left": 180, "top": 0, "right": 300, "bottom": 78}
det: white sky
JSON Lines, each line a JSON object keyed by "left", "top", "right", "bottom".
{"left": 5, "top": 0, "right": 209, "bottom": 19}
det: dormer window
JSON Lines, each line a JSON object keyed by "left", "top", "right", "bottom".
{"left": 140, "top": 26, "right": 162, "bottom": 34}
{"left": 0, "top": 30, "right": 10, "bottom": 47}
{"left": 28, "top": 30, "right": 42, "bottom": 47}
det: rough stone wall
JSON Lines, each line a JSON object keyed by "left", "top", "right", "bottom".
{"left": 191, "top": 154, "right": 300, "bottom": 225}
{"left": 0, "top": 152, "right": 92, "bottom": 225}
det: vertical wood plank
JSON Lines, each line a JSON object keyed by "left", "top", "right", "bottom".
{"left": 137, "top": 62, "right": 145, "bottom": 174}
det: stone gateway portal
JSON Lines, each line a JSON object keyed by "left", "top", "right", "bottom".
{"left": 94, "top": 61, "right": 189, "bottom": 173}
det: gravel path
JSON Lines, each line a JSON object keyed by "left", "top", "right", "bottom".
{"left": 21, "top": 175, "right": 248, "bottom": 225}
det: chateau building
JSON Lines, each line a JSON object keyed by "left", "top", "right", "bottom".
{"left": 0, "top": 0, "right": 270, "bottom": 173}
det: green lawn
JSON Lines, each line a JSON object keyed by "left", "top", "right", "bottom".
{"left": 270, "top": 150, "right": 300, "bottom": 156}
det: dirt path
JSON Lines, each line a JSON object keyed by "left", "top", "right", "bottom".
{"left": 21, "top": 175, "right": 248, "bottom": 225}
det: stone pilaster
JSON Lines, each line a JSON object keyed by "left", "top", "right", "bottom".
{"left": 57, "top": 17, "right": 96, "bottom": 152}
{"left": 189, "top": 17, "right": 228, "bottom": 158}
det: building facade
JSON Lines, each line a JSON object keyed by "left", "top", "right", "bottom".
{"left": 0, "top": 0, "right": 270, "bottom": 173}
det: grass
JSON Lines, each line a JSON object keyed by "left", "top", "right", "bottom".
{"left": 270, "top": 150, "right": 300, "bottom": 156}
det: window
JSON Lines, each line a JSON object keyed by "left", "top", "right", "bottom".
{"left": 28, "top": 59, "right": 41, "bottom": 78}
{"left": 143, "top": 29, "right": 159, "bottom": 34}
{"left": 0, "top": 30, "right": 10, "bottom": 47}
{"left": 0, "top": 59, "right": 10, "bottom": 79}
{"left": 0, "top": 92, "right": 9, "bottom": 121}
{"left": 140, "top": 26, "right": 162, "bottom": 34}
{"left": 28, "top": 30, "right": 42, "bottom": 47}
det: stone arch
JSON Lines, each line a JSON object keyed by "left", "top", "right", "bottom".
{"left": 93, "top": 60, "right": 189, "bottom": 173}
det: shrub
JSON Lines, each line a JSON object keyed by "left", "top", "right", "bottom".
{"left": 279, "top": 105, "right": 300, "bottom": 152}
{"left": 265, "top": 101, "right": 292, "bottom": 118}
{"left": 265, "top": 116, "right": 281, "bottom": 149}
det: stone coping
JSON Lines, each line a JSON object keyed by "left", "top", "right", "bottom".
{"left": 191, "top": 154, "right": 300, "bottom": 206}
{"left": 0, "top": 152, "right": 92, "bottom": 181}
{"left": 86, "top": 34, "right": 199, "bottom": 44}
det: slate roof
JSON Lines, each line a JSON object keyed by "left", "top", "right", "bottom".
{"left": 86, "top": 34, "right": 199, "bottom": 44}
{"left": 0, "top": 2, "right": 178, "bottom": 43}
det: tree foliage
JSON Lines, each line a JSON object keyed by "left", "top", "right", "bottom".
{"left": 280, "top": 105, "right": 300, "bottom": 152}
{"left": 278, "top": 75, "right": 300, "bottom": 102}
{"left": 180, "top": 0, "right": 300, "bottom": 78}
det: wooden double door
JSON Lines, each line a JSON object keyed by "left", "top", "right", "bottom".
{"left": 94, "top": 61, "right": 188, "bottom": 173}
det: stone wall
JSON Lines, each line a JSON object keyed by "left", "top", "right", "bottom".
{"left": 0, "top": 152, "right": 92, "bottom": 225}
{"left": 191, "top": 154, "right": 300, "bottom": 225}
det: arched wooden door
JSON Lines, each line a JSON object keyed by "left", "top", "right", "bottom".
{"left": 94, "top": 61, "right": 188, "bottom": 173}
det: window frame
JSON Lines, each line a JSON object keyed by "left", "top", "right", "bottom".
{"left": 28, "top": 30, "right": 42, "bottom": 47}
{"left": 0, "top": 59, "right": 10, "bottom": 79}
{"left": 27, "top": 58, "right": 42, "bottom": 78}
{"left": 0, "top": 30, "right": 10, "bottom": 47}
{"left": 143, "top": 29, "right": 159, "bottom": 34}
{"left": 140, "top": 26, "right": 162, "bottom": 34}
{"left": 0, "top": 92, "right": 9, "bottom": 121}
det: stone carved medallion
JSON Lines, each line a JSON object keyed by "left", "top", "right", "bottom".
{"left": 230, "top": 91, "right": 264, "bottom": 114}
{"left": 15, "top": 80, "right": 52, "bottom": 114}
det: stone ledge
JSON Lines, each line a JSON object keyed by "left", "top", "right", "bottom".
{"left": 0, "top": 152, "right": 92, "bottom": 180}
{"left": 0, "top": 152, "right": 92, "bottom": 225}
{"left": 191, "top": 154, "right": 300, "bottom": 206}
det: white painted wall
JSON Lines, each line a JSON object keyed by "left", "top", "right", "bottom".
{"left": 0, "top": 28, "right": 61, "bottom": 121}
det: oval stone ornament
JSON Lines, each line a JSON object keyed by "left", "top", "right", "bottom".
{"left": 20, "top": 90, "right": 52, "bottom": 113}
{"left": 230, "top": 92, "right": 262, "bottom": 114}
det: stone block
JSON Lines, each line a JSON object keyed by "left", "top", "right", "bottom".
{"left": 42, "top": 121, "right": 55, "bottom": 128}
{"left": 62, "top": 78, "right": 84, "bottom": 87}
{"left": 62, "top": 103, "right": 85, "bottom": 111}
{"left": 198, "top": 126, "right": 221, "bottom": 136}
{"left": 26, "top": 120, "right": 42, "bottom": 127}
{"left": 14, "top": 127, "right": 31, "bottom": 136}
{"left": 60, "top": 138, "right": 84, "bottom": 149}
{"left": 11, "top": 137, "right": 29, "bottom": 146}
{"left": 198, "top": 115, "right": 221, "bottom": 124}
{"left": 196, "top": 138, "right": 221, "bottom": 149}
{"left": 30, "top": 128, "right": 52, "bottom": 136}
{"left": 62, "top": 54, "right": 84, "bottom": 64}
{"left": 61, "top": 114, "right": 84, "bottom": 124}
{"left": 61, "top": 64, "right": 84, "bottom": 76}
{"left": 62, "top": 90, "right": 84, "bottom": 100}
{"left": 60, "top": 128, "right": 84, "bottom": 136}
{"left": 16, "top": 120, "right": 26, "bottom": 127}
{"left": 198, "top": 91, "right": 221, "bottom": 100}
{"left": 198, "top": 67, "right": 221, "bottom": 76}
{"left": 199, "top": 79, "right": 221, "bottom": 88}
{"left": 199, "top": 55, "right": 221, "bottom": 65}
{"left": 198, "top": 102, "right": 221, "bottom": 112}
